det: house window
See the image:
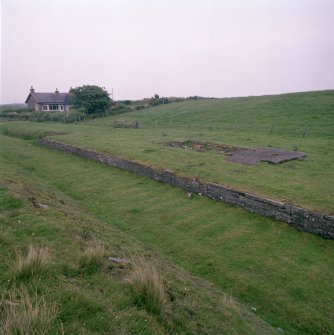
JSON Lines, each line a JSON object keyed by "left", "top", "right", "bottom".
{"left": 49, "top": 104, "right": 59, "bottom": 111}
{"left": 42, "top": 105, "right": 48, "bottom": 111}
{"left": 60, "top": 105, "right": 64, "bottom": 111}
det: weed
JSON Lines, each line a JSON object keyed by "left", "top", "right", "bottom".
{"left": 0, "top": 189, "right": 24, "bottom": 211}
{"left": 12, "top": 245, "right": 50, "bottom": 281}
{"left": 302, "top": 127, "right": 309, "bottom": 138}
{"left": 126, "top": 256, "right": 166, "bottom": 316}
{"left": 268, "top": 124, "right": 275, "bottom": 135}
{"left": 0, "top": 287, "right": 59, "bottom": 335}
{"left": 79, "top": 243, "right": 105, "bottom": 272}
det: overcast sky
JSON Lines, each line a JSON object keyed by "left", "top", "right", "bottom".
{"left": 1, "top": 0, "right": 334, "bottom": 103}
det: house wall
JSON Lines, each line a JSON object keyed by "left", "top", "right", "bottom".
{"left": 26, "top": 96, "right": 39, "bottom": 111}
{"left": 38, "top": 139, "right": 334, "bottom": 239}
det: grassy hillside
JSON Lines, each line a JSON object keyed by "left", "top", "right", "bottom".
{"left": 99, "top": 90, "right": 334, "bottom": 137}
{"left": 1, "top": 132, "right": 334, "bottom": 334}
{"left": 1, "top": 90, "right": 333, "bottom": 213}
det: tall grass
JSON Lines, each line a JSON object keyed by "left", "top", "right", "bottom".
{"left": 126, "top": 256, "right": 166, "bottom": 316}
{"left": 12, "top": 245, "right": 50, "bottom": 280}
{"left": 79, "top": 243, "right": 105, "bottom": 272}
{"left": 0, "top": 287, "right": 59, "bottom": 335}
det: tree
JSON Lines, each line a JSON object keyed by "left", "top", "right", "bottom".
{"left": 69, "top": 85, "right": 112, "bottom": 114}
{"left": 149, "top": 93, "right": 168, "bottom": 106}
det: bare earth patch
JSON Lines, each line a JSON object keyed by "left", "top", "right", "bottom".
{"left": 226, "top": 147, "right": 305, "bottom": 165}
{"left": 166, "top": 141, "right": 305, "bottom": 165}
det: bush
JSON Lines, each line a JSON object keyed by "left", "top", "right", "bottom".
{"left": 119, "top": 100, "right": 132, "bottom": 105}
{"left": 65, "top": 109, "right": 86, "bottom": 123}
{"left": 0, "top": 108, "right": 33, "bottom": 120}
{"left": 0, "top": 287, "right": 59, "bottom": 335}
{"left": 135, "top": 105, "right": 146, "bottom": 111}
{"left": 113, "top": 120, "right": 139, "bottom": 129}
{"left": 126, "top": 256, "right": 166, "bottom": 315}
{"left": 110, "top": 104, "right": 132, "bottom": 115}
{"left": 28, "top": 110, "right": 87, "bottom": 123}
{"left": 149, "top": 94, "right": 169, "bottom": 106}
{"left": 30, "top": 112, "right": 55, "bottom": 122}
{"left": 70, "top": 85, "right": 112, "bottom": 114}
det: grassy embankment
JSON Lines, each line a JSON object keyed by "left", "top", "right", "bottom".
{"left": 0, "top": 135, "right": 276, "bottom": 334}
{"left": 2, "top": 90, "right": 333, "bottom": 213}
{"left": 1, "top": 108, "right": 334, "bottom": 334}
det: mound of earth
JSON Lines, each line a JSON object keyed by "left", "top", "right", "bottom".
{"left": 165, "top": 141, "right": 305, "bottom": 165}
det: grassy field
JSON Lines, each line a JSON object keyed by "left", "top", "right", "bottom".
{"left": 1, "top": 133, "right": 334, "bottom": 334}
{"left": 1, "top": 90, "right": 333, "bottom": 213}
{"left": 1, "top": 90, "right": 334, "bottom": 334}
{"left": 0, "top": 135, "right": 277, "bottom": 334}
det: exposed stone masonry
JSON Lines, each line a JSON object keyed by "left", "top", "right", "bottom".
{"left": 38, "top": 139, "right": 334, "bottom": 239}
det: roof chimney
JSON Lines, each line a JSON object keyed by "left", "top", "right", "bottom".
{"left": 30, "top": 86, "right": 35, "bottom": 93}
{"left": 55, "top": 88, "right": 59, "bottom": 95}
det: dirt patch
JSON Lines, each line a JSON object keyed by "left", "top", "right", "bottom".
{"left": 165, "top": 141, "right": 305, "bottom": 165}
{"left": 166, "top": 140, "right": 235, "bottom": 153}
{"left": 226, "top": 147, "right": 305, "bottom": 165}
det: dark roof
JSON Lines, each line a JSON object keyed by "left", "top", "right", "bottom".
{"left": 25, "top": 92, "right": 71, "bottom": 104}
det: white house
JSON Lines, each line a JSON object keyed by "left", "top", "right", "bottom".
{"left": 25, "top": 86, "right": 71, "bottom": 112}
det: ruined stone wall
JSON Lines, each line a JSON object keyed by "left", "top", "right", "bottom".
{"left": 38, "top": 139, "right": 334, "bottom": 239}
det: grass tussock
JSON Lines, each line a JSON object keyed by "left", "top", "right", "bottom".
{"left": 126, "top": 256, "right": 166, "bottom": 315}
{"left": 12, "top": 245, "right": 50, "bottom": 280}
{"left": 79, "top": 243, "right": 105, "bottom": 271}
{"left": 0, "top": 287, "right": 59, "bottom": 335}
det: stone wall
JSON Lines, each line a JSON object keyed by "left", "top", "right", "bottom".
{"left": 38, "top": 139, "right": 334, "bottom": 239}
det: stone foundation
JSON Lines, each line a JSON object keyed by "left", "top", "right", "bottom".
{"left": 38, "top": 139, "right": 334, "bottom": 239}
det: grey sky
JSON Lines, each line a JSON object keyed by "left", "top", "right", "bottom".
{"left": 1, "top": 0, "right": 334, "bottom": 103}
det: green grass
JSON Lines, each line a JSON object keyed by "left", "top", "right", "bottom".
{"left": 0, "top": 188, "right": 24, "bottom": 210}
{"left": 1, "top": 133, "right": 334, "bottom": 334}
{"left": 0, "top": 287, "right": 60, "bottom": 335}
{"left": 1, "top": 90, "right": 333, "bottom": 213}
{"left": 0, "top": 135, "right": 276, "bottom": 334}
{"left": 11, "top": 244, "right": 50, "bottom": 281}
{"left": 79, "top": 243, "right": 105, "bottom": 274}
{"left": 126, "top": 255, "right": 167, "bottom": 316}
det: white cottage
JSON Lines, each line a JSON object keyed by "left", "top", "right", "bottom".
{"left": 25, "top": 86, "right": 71, "bottom": 112}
